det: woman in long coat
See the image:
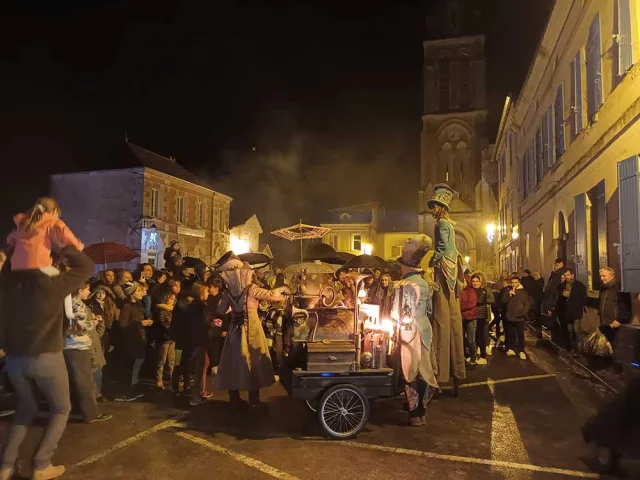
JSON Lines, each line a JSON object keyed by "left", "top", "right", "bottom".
{"left": 213, "top": 252, "right": 287, "bottom": 408}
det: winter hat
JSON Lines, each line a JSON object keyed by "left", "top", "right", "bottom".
{"left": 398, "top": 235, "right": 432, "bottom": 270}
{"left": 427, "top": 183, "right": 457, "bottom": 212}
{"left": 170, "top": 240, "right": 179, "bottom": 248}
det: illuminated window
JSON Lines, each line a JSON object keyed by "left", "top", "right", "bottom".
{"left": 150, "top": 189, "right": 160, "bottom": 218}
{"left": 352, "top": 234, "right": 362, "bottom": 252}
{"left": 197, "top": 203, "right": 206, "bottom": 228}
{"left": 176, "top": 197, "right": 185, "bottom": 223}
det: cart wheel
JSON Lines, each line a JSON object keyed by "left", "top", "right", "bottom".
{"left": 305, "top": 399, "right": 319, "bottom": 412}
{"left": 318, "top": 384, "right": 369, "bottom": 439}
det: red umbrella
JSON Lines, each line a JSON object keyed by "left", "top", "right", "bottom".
{"left": 84, "top": 242, "right": 140, "bottom": 266}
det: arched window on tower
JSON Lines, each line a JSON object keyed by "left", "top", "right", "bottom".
{"left": 459, "top": 54, "right": 471, "bottom": 109}
{"left": 460, "top": 163, "right": 464, "bottom": 181}
{"left": 446, "top": 164, "right": 449, "bottom": 182}
{"left": 438, "top": 58, "right": 450, "bottom": 111}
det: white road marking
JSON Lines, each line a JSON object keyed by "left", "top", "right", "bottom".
{"left": 175, "top": 431, "right": 300, "bottom": 480}
{"left": 489, "top": 383, "right": 532, "bottom": 480}
{"left": 70, "top": 415, "right": 185, "bottom": 469}
{"left": 326, "top": 441, "right": 599, "bottom": 478}
{"left": 441, "top": 373, "right": 556, "bottom": 390}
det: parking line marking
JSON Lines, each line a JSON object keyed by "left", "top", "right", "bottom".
{"left": 441, "top": 373, "right": 557, "bottom": 390}
{"left": 175, "top": 431, "right": 300, "bottom": 480}
{"left": 328, "top": 441, "right": 598, "bottom": 478}
{"left": 71, "top": 415, "right": 185, "bottom": 469}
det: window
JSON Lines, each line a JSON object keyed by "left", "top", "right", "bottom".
{"left": 438, "top": 58, "right": 450, "bottom": 111}
{"left": 197, "top": 202, "right": 206, "bottom": 228}
{"left": 151, "top": 188, "right": 160, "bottom": 218}
{"left": 586, "top": 14, "right": 603, "bottom": 121}
{"left": 618, "top": 155, "right": 640, "bottom": 291}
{"left": 570, "top": 50, "right": 583, "bottom": 136}
{"left": 459, "top": 55, "right": 471, "bottom": 108}
{"left": 525, "top": 233, "right": 530, "bottom": 266}
{"left": 214, "top": 206, "right": 222, "bottom": 230}
{"left": 546, "top": 106, "right": 554, "bottom": 167}
{"left": 616, "top": 0, "right": 634, "bottom": 76}
{"left": 555, "top": 84, "right": 566, "bottom": 158}
{"left": 575, "top": 181, "right": 607, "bottom": 289}
{"left": 500, "top": 152, "right": 506, "bottom": 183}
{"left": 522, "top": 150, "right": 528, "bottom": 198}
{"left": 176, "top": 197, "right": 185, "bottom": 223}
{"left": 460, "top": 164, "right": 464, "bottom": 181}
{"left": 446, "top": 164, "right": 449, "bottom": 182}
{"left": 538, "top": 225, "right": 545, "bottom": 273}
{"left": 328, "top": 234, "right": 338, "bottom": 250}
{"left": 352, "top": 234, "right": 362, "bottom": 252}
{"left": 391, "top": 245, "right": 404, "bottom": 258}
{"left": 536, "top": 126, "right": 543, "bottom": 183}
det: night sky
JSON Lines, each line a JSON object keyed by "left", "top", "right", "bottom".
{"left": 0, "top": 0, "right": 552, "bottom": 252}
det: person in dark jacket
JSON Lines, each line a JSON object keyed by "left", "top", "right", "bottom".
{"left": 597, "top": 268, "right": 631, "bottom": 349}
{"left": 114, "top": 282, "right": 153, "bottom": 401}
{"left": 170, "top": 291, "right": 194, "bottom": 393}
{"left": 471, "top": 274, "right": 495, "bottom": 364}
{"left": 207, "top": 278, "right": 228, "bottom": 375}
{"left": 152, "top": 291, "right": 176, "bottom": 389}
{"left": 0, "top": 245, "right": 93, "bottom": 480}
{"left": 491, "top": 278, "right": 510, "bottom": 348}
{"left": 460, "top": 274, "right": 478, "bottom": 366}
{"left": 187, "top": 282, "right": 215, "bottom": 406}
{"left": 555, "top": 268, "right": 588, "bottom": 352}
{"left": 502, "top": 275, "right": 531, "bottom": 360}
{"left": 163, "top": 240, "right": 181, "bottom": 268}
{"left": 541, "top": 259, "right": 568, "bottom": 334}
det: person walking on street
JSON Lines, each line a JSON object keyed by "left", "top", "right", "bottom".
{"left": 0, "top": 245, "right": 93, "bottom": 480}
{"left": 471, "top": 273, "right": 495, "bottom": 364}
{"left": 503, "top": 275, "right": 531, "bottom": 360}
{"left": 555, "top": 268, "right": 588, "bottom": 352}
{"left": 460, "top": 274, "right": 478, "bottom": 368}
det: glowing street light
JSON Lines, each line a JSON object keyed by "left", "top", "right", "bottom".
{"left": 230, "top": 235, "right": 250, "bottom": 254}
{"left": 486, "top": 222, "right": 496, "bottom": 244}
{"left": 464, "top": 255, "right": 471, "bottom": 264}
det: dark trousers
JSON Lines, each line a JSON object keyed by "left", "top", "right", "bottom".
{"left": 63, "top": 349, "right": 100, "bottom": 422}
{"left": 559, "top": 315, "right": 578, "bottom": 351}
{"left": 172, "top": 347, "right": 192, "bottom": 391}
{"left": 476, "top": 318, "right": 489, "bottom": 358}
{"left": 405, "top": 376, "right": 429, "bottom": 418}
{"left": 507, "top": 321, "right": 525, "bottom": 354}
{"left": 489, "top": 312, "right": 504, "bottom": 339}
{"left": 192, "top": 346, "right": 210, "bottom": 398}
{"left": 463, "top": 320, "right": 477, "bottom": 362}
{"left": 208, "top": 337, "right": 225, "bottom": 368}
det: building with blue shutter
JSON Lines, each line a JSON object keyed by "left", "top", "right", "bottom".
{"left": 495, "top": 0, "right": 640, "bottom": 303}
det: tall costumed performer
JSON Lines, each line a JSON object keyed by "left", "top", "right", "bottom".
{"left": 427, "top": 184, "right": 466, "bottom": 395}
{"left": 213, "top": 252, "right": 288, "bottom": 409}
{"left": 392, "top": 235, "right": 439, "bottom": 426}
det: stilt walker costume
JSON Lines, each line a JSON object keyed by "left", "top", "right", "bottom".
{"left": 427, "top": 184, "right": 466, "bottom": 388}
{"left": 393, "top": 235, "right": 438, "bottom": 426}
{"left": 213, "top": 252, "right": 288, "bottom": 406}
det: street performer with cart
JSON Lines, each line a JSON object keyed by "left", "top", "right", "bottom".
{"left": 393, "top": 234, "right": 438, "bottom": 426}
{"left": 213, "top": 252, "right": 288, "bottom": 409}
{"left": 428, "top": 183, "right": 466, "bottom": 395}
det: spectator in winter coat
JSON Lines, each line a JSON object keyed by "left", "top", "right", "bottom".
{"left": 86, "top": 285, "right": 117, "bottom": 354}
{"left": 188, "top": 283, "right": 216, "bottom": 406}
{"left": 207, "top": 278, "right": 228, "bottom": 374}
{"left": 152, "top": 291, "right": 176, "bottom": 389}
{"left": 163, "top": 240, "right": 181, "bottom": 268}
{"left": 112, "top": 270, "right": 133, "bottom": 309}
{"left": 471, "top": 274, "right": 495, "bottom": 364}
{"left": 0, "top": 246, "right": 92, "bottom": 480}
{"left": 555, "top": 268, "right": 588, "bottom": 352}
{"left": 460, "top": 274, "right": 478, "bottom": 366}
{"left": 598, "top": 268, "right": 631, "bottom": 349}
{"left": 541, "top": 258, "right": 568, "bottom": 325}
{"left": 502, "top": 275, "right": 531, "bottom": 360}
{"left": 170, "top": 291, "right": 194, "bottom": 393}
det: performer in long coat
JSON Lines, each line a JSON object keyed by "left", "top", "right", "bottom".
{"left": 427, "top": 184, "right": 466, "bottom": 392}
{"left": 213, "top": 252, "right": 287, "bottom": 408}
{"left": 392, "top": 235, "right": 438, "bottom": 426}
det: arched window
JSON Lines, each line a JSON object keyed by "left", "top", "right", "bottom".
{"left": 459, "top": 54, "right": 471, "bottom": 108}
{"left": 438, "top": 58, "right": 450, "bottom": 111}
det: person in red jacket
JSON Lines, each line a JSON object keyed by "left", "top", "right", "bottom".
{"left": 460, "top": 273, "right": 478, "bottom": 367}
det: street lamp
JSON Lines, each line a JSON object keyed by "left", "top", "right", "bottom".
{"left": 486, "top": 222, "right": 496, "bottom": 244}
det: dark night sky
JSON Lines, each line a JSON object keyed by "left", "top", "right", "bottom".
{"left": 0, "top": 0, "right": 553, "bottom": 250}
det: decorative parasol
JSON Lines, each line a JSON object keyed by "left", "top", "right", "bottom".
{"left": 271, "top": 221, "right": 330, "bottom": 263}
{"left": 238, "top": 252, "right": 273, "bottom": 269}
{"left": 84, "top": 242, "right": 140, "bottom": 267}
{"left": 342, "top": 254, "right": 388, "bottom": 270}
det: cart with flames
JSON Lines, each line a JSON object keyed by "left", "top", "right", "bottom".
{"left": 274, "top": 269, "right": 408, "bottom": 439}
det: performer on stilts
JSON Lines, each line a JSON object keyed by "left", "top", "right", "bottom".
{"left": 427, "top": 184, "right": 466, "bottom": 396}
{"left": 392, "top": 235, "right": 438, "bottom": 426}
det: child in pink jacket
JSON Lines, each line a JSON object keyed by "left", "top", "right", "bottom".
{"left": 6, "top": 197, "right": 84, "bottom": 270}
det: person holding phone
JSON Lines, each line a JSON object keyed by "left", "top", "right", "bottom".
{"left": 502, "top": 275, "right": 530, "bottom": 360}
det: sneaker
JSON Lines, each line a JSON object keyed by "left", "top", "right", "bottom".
{"left": 113, "top": 394, "right": 137, "bottom": 402}
{"left": 486, "top": 345, "right": 493, "bottom": 356}
{"left": 32, "top": 464, "right": 65, "bottom": 480}
{"left": 506, "top": 349, "right": 516, "bottom": 357}
{"left": 87, "top": 413, "right": 112, "bottom": 423}
{"left": 189, "top": 397, "right": 205, "bottom": 406}
{"left": 519, "top": 352, "right": 527, "bottom": 360}
{"left": 476, "top": 357, "right": 488, "bottom": 365}
{"left": 200, "top": 391, "right": 214, "bottom": 399}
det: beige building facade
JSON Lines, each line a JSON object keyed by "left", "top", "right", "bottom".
{"left": 502, "top": 0, "right": 640, "bottom": 293}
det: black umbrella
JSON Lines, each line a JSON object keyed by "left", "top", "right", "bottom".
{"left": 182, "top": 256, "right": 206, "bottom": 269}
{"left": 343, "top": 254, "right": 388, "bottom": 270}
{"left": 238, "top": 252, "right": 273, "bottom": 269}
{"left": 302, "top": 243, "right": 345, "bottom": 265}
{"left": 337, "top": 251, "right": 356, "bottom": 263}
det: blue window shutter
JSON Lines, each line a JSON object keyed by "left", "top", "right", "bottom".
{"left": 587, "top": 14, "right": 603, "bottom": 120}
{"left": 618, "top": 155, "right": 640, "bottom": 291}
{"left": 572, "top": 51, "right": 583, "bottom": 134}
{"left": 555, "top": 85, "right": 565, "bottom": 157}
{"left": 618, "top": 0, "right": 634, "bottom": 75}
{"left": 574, "top": 193, "right": 589, "bottom": 286}
{"left": 547, "top": 107, "right": 554, "bottom": 167}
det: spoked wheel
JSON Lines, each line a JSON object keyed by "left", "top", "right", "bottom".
{"left": 318, "top": 384, "right": 369, "bottom": 439}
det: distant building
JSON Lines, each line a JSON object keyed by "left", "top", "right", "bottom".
{"left": 229, "top": 214, "right": 263, "bottom": 255}
{"left": 321, "top": 202, "right": 418, "bottom": 261}
{"left": 50, "top": 141, "right": 232, "bottom": 269}
{"left": 417, "top": 0, "right": 498, "bottom": 278}
{"left": 497, "top": 0, "right": 640, "bottom": 292}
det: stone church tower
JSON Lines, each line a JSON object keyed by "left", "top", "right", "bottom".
{"left": 418, "top": 0, "right": 497, "bottom": 277}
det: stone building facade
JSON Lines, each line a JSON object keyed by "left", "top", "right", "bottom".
{"left": 500, "top": 0, "right": 640, "bottom": 295}
{"left": 51, "top": 142, "right": 232, "bottom": 270}
{"left": 418, "top": 0, "right": 498, "bottom": 279}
